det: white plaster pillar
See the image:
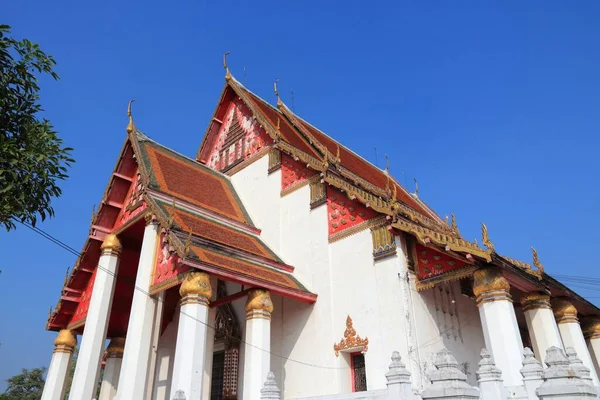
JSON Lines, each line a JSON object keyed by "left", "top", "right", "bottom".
{"left": 98, "top": 338, "right": 125, "bottom": 400}
{"left": 242, "top": 289, "right": 273, "bottom": 399}
{"left": 552, "top": 297, "right": 599, "bottom": 385}
{"left": 202, "top": 302, "right": 217, "bottom": 400}
{"left": 473, "top": 267, "right": 524, "bottom": 387}
{"left": 69, "top": 234, "right": 122, "bottom": 400}
{"left": 521, "top": 292, "right": 563, "bottom": 364}
{"left": 583, "top": 318, "right": 600, "bottom": 382}
{"left": 115, "top": 217, "right": 159, "bottom": 399}
{"left": 41, "top": 330, "right": 77, "bottom": 400}
{"left": 169, "top": 271, "right": 212, "bottom": 400}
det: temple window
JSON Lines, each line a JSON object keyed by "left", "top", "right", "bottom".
{"left": 351, "top": 352, "right": 367, "bottom": 392}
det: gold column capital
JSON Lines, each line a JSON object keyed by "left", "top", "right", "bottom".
{"left": 54, "top": 329, "right": 77, "bottom": 353}
{"left": 245, "top": 289, "right": 274, "bottom": 320}
{"left": 582, "top": 317, "right": 600, "bottom": 339}
{"left": 521, "top": 292, "right": 551, "bottom": 312}
{"left": 551, "top": 297, "right": 579, "bottom": 324}
{"left": 179, "top": 271, "right": 212, "bottom": 305}
{"left": 100, "top": 234, "right": 122, "bottom": 256}
{"left": 473, "top": 267, "right": 511, "bottom": 305}
{"left": 106, "top": 337, "right": 126, "bottom": 358}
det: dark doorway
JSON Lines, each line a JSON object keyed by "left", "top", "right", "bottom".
{"left": 211, "top": 351, "right": 225, "bottom": 400}
{"left": 351, "top": 352, "right": 367, "bottom": 392}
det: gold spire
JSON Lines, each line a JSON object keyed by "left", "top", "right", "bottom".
{"left": 63, "top": 266, "right": 70, "bottom": 287}
{"left": 531, "top": 247, "right": 544, "bottom": 274}
{"left": 451, "top": 213, "right": 459, "bottom": 235}
{"left": 274, "top": 78, "right": 282, "bottom": 106}
{"left": 223, "top": 51, "right": 232, "bottom": 81}
{"left": 481, "top": 222, "right": 495, "bottom": 252}
{"left": 126, "top": 99, "right": 136, "bottom": 133}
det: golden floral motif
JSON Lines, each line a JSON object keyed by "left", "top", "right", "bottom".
{"left": 472, "top": 267, "right": 510, "bottom": 297}
{"left": 521, "top": 292, "right": 551, "bottom": 311}
{"left": 245, "top": 289, "right": 274, "bottom": 313}
{"left": 54, "top": 329, "right": 77, "bottom": 350}
{"left": 179, "top": 271, "right": 212, "bottom": 299}
{"left": 106, "top": 337, "right": 126, "bottom": 357}
{"left": 551, "top": 297, "right": 578, "bottom": 324}
{"left": 100, "top": 234, "right": 122, "bottom": 255}
{"left": 334, "top": 316, "right": 369, "bottom": 357}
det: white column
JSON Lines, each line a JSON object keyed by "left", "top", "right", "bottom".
{"left": 522, "top": 292, "right": 563, "bottom": 364}
{"left": 41, "top": 330, "right": 77, "bottom": 400}
{"left": 98, "top": 338, "right": 125, "bottom": 400}
{"left": 169, "top": 271, "right": 212, "bottom": 400}
{"left": 473, "top": 267, "right": 524, "bottom": 387}
{"left": 69, "top": 234, "right": 122, "bottom": 400}
{"left": 243, "top": 289, "right": 273, "bottom": 399}
{"left": 552, "top": 297, "right": 599, "bottom": 385}
{"left": 145, "top": 291, "right": 166, "bottom": 400}
{"left": 584, "top": 318, "right": 600, "bottom": 382}
{"left": 115, "top": 218, "right": 159, "bottom": 399}
{"left": 202, "top": 301, "right": 217, "bottom": 400}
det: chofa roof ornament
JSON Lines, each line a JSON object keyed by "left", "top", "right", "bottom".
{"left": 223, "top": 51, "right": 232, "bottom": 81}
{"left": 531, "top": 247, "right": 544, "bottom": 275}
{"left": 481, "top": 222, "right": 495, "bottom": 252}
{"left": 126, "top": 99, "right": 136, "bottom": 134}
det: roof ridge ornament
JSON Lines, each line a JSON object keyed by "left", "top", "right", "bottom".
{"left": 274, "top": 78, "right": 282, "bottom": 107}
{"left": 531, "top": 247, "right": 544, "bottom": 274}
{"left": 451, "top": 213, "right": 460, "bottom": 236}
{"left": 223, "top": 51, "right": 232, "bottom": 81}
{"left": 126, "top": 99, "right": 136, "bottom": 133}
{"left": 481, "top": 222, "right": 495, "bottom": 252}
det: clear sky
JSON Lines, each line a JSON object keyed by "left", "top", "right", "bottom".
{"left": 2, "top": 0, "right": 599, "bottom": 390}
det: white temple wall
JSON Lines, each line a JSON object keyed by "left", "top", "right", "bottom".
{"left": 410, "top": 278, "right": 485, "bottom": 386}
{"left": 228, "top": 154, "right": 487, "bottom": 397}
{"left": 230, "top": 155, "right": 282, "bottom": 254}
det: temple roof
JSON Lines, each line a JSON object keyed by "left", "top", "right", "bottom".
{"left": 46, "top": 126, "right": 315, "bottom": 333}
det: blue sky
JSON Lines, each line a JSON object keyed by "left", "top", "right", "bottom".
{"left": 2, "top": 0, "right": 600, "bottom": 390}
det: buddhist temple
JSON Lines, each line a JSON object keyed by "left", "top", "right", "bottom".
{"left": 40, "top": 63, "right": 600, "bottom": 400}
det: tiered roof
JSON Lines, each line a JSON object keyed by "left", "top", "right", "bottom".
{"left": 47, "top": 126, "right": 315, "bottom": 333}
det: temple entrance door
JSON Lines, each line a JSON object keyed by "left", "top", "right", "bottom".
{"left": 211, "top": 351, "right": 225, "bottom": 400}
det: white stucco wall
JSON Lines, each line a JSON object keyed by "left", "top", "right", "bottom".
{"left": 226, "top": 153, "right": 487, "bottom": 396}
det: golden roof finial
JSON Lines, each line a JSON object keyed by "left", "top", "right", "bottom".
{"left": 274, "top": 78, "right": 280, "bottom": 97}
{"left": 451, "top": 213, "right": 459, "bottom": 235}
{"left": 223, "top": 51, "right": 232, "bottom": 81}
{"left": 126, "top": 99, "right": 136, "bottom": 134}
{"left": 481, "top": 222, "right": 495, "bottom": 252}
{"left": 531, "top": 247, "right": 544, "bottom": 274}
{"left": 413, "top": 178, "right": 419, "bottom": 197}
{"left": 63, "top": 266, "right": 70, "bottom": 287}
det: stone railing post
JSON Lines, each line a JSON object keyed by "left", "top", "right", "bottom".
{"left": 421, "top": 349, "right": 479, "bottom": 400}
{"left": 261, "top": 371, "right": 281, "bottom": 400}
{"left": 536, "top": 346, "right": 597, "bottom": 400}
{"left": 565, "top": 347, "right": 596, "bottom": 388}
{"left": 520, "top": 348, "right": 543, "bottom": 400}
{"left": 385, "top": 351, "right": 413, "bottom": 399}
{"left": 477, "top": 349, "right": 507, "bottom": 400}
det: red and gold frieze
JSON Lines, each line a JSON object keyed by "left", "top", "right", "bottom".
{"left": 113, "top": 171, "right": 147, "bottom": 230}
{"left": 205, "top": 100, "right": 272, "bottom": 172}
{"left": 327, "top": 187, "right": 377, "bottom": 237}
{"left": 68, "top": 268, "right": 97, "bottom": 329}
{"left": 414, "top": 244, "right": 468, "bottom": 281}
{"left": 150, "top": 232, "right": 190, "bottom": 294}
{"left": 281, "top": 154, "right": 316, "bottom": 192}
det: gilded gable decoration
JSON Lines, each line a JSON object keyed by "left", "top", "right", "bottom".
{"left": 309, "top": 178, "right": 326, "bottom": 209}
{"left": 268, "top": 148, "right": 281, "bottom": 173}
{"left": 334, "top": 316, "right": 369, "bottom": 357}
{"left": 371, "top": 223, "right": 396, "bottom": 260}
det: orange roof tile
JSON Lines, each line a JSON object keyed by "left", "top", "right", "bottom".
{"left": 137, "top": 139, "right": 252, "bottom": 226}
